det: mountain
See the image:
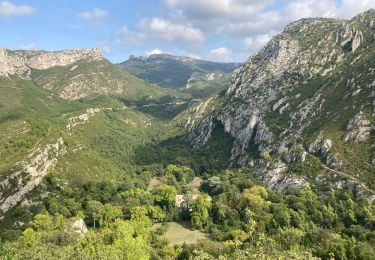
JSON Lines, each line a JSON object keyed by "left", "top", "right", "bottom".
{"left": 186, "top": 10, "right": 375, "bottom": 195}
{"left": 119, "top": 54, "right": 241, "bottom": 98}
{"left": 1, "top": 9, "right": 375, "bottom": 260}
{"left": 0, "top": 48, "right": 227, "bottom": 225}
{"left": 0, "top": 48, "right": 184, "bottom": 101}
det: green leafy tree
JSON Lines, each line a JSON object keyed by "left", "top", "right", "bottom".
{"left": 191, "top": 195, "right": 212, "bottom": 228}
{"left": 152, "top": 184, "right": 176, "bottom": 214}
{"left": 100, "top": 204, "right": 122, "bottom": 227}
{"left": 112, "top": 219, "right": 151, "bottom": 259}
{"left": 21, "top": 228, "right": 41, "bottom": 247}
{"left": 86, "top": 200, "right": 103, "bottom": 228}
{"left": 30, "top": 213, "right": 53, "bottom": 231}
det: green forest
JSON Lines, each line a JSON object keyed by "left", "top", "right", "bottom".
{"left": 1, "top": 164, "right": 374, "bottom": 259}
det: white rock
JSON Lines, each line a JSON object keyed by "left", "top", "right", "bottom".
{"left": 70, "top": 219, "right": 88, "bottom": 236}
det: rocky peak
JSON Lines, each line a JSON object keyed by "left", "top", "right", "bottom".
{"left": 148, "top": 53, "right": 196, "bottom": 62}
{"left": 187, "top": 10, "right": 375, "bottom": 193}
{"left": 0, "top": 48, "right": 102, "bottom": 77}
{"left": 352, "top": 8, "right": 375, "bottom": 24}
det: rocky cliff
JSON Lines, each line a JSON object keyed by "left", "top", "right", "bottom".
{"left": 0, "top": 47, "right": 169, "bottom": 101}
{"left": 186, "top": 9, "right": 375, "bottom": 195}
{"left": 0, "top": 48, "right": 102, "bottom": 78}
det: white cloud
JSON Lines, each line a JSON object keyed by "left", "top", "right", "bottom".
{"left": 338, "top": 0, "right": 375, "bottom": 18}
{"left": 139, "top": 18, "right": 205, "bottom": 44}
{"left": 94, "top": 42, "right": 112, "bottom": 54}
{"left": 115, "top": 26, "right": 147, "bottom": 46}
{"left": 0, "top": 1, "right": 34, "bottom": 17}
{"left": 242, "top": 32, "right": 275, "bottom": 52}
{"left": 163, "top": 0, "right": 273, "bottom": 22}
{"left": 206, "top": 47, "right": 232, "bottom": 62}
{"left": 118, "top": 0, "right": 375, "bottom": 61}
{"left": 145, "top": 48, "right": 163, "bottom": 56}
{"left": 17, "top": 43, "right": 39, "bottom": 50}
{"left": 285, "top": 0, "right": 337, "bottom": 21}
{"left": 116, "top": 18, "right": 204, "bottom": 47}
{"left": 78, "top": 8, "right": 108, "bottom": 21}
{"left": 218, "top": 11, "right": 283, "bottom": 38}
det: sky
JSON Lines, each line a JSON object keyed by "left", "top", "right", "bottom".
{"left": 1, "top": 0, "right": 375, "bottom": 63}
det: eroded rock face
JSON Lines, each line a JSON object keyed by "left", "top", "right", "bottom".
{"left": 67, "top": 108, "right": 101, "bottom": 130}
{"left": 256, "top": 161, "right": 309, "bottom": 193}
{"left": 308, "top": 135, "right": 332, "bottom": 155}
{"left": 186, "top": 10, "right": 375, "bottom": 194}
{"left": 188, "top": 11, "right": 375, "bottom": 161}
{"left": 0, "top": 138, "right": 66, "bottom": 214}
{"left": 344, "top": 112, "right": 373, "bottom": 143}
{"left": 0, "top": 48, "right": 102, "bottom": 78}
{"left": 0, "top": 108, "right": 105, "bottom": 215}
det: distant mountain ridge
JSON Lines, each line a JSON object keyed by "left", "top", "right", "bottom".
{"left": 119, "top": 54, "right": 242, "bottom": 97}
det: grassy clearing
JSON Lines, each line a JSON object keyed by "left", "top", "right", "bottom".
{"left": 162, "top": 221, "right": 209, "bottom": 245}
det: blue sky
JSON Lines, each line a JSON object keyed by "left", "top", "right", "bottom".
{"left": 1, "top": 0, "right": 374, "bottom": 63}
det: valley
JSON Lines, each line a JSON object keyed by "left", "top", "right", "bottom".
{"left": 0, "top": 8, "right": 375, "bottom": 260}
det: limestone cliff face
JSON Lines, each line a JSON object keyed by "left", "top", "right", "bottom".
{"left": 186, "top": 10, "right": 375, "bottom": 194}
{"left": 0, "top": 48, "right": 102, "bottom": 77}
{"left": 0, "top": 47, "right": 149, "bottom": 101}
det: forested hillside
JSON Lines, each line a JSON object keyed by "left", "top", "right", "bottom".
{"left": 0, "top": 9, "right": 375, "bottom": 260}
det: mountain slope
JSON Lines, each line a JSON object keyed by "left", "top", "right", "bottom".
{"left": 186, "top": 10, "right": 375, "bottom": 194}
{"left": 0, "top": 48, "right": 186, "bottom": 101}
{"left": 119, "top": 54, "right": 241, "bottom": 97}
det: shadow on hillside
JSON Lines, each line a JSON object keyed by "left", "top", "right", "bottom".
{"left": 119, "top": 97, "right": 191, "bottom": 120}
{"left": 133, "top": 123, "right": 234, "bottom": 174}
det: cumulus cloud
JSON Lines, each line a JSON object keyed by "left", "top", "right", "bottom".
{"left": 145, "top": 48, "right": 164, "bottom": 56}
{"left": 206, "top": 47, "right": 232, "bottom": 62}
{"left": 218, "top": 11, "right": 283, "bottom": 38}
{"left": 0, "top": 1, "right": 34, "bottom": 17}
{"left": 116, "top": 18, "right": 204, "bottom": 47}
{"left": 119, "top": 0, "right": 375, "bottom": 61}
{"left": 138, "top": 18, "right": 205, "bottom": 44}
{"left": 163, "top": 0, "right": 273, "bottom": 22}
{"left": 115, "top": 26, "right": 147, "bottom": 46}
{"left": 338, "top": 0, "right": 375, "bottom": 18}
{"left": 94, "top": 42, "right": 112, "bottom": 54}
{"left": 285, "top": 0, "right": 337, "bottom": 21}
{"left": 242, "top": 32, "right": 275, "bottom": 52}
{"left": 78, "top": 8, "right": 108, "bottom": 21}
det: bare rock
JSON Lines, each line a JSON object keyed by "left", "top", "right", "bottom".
{"left": 70, "top": 218, "right": 88, "bottom": 236}
{"left": 344, "top": 112, "right": 372, "bottom": 142}
{"left": 257, "top": 161, "right": 309, "bottom": 193}
{"left": 0, "top": 48, "right": 102, "bottom": 78}
{"left": 309, "top": 135, "right": 332, "bottom": 155}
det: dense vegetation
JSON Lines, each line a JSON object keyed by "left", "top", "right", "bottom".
{"left": 1, "top": 13, "right": 375, "bottom": 258}
{"left": 0, "top": 70, "right": 374, "bottom": 260}
{"left": 1, "top": 165, "right": 374, "bottom": 259}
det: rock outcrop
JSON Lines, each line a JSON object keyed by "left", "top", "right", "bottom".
{"left": 0, "top": 108, "right": 104, "bottom": 216}
{"left": 0, "top": 48, "right": 102, "bottom": 78}
{"left": 0, "top": 138, "right": 66, "bottom": 214}
{"left": 186, "top": 9, "right": 375, "bottom": 194}
{"left": 343, "top": 112, "right": 373, "bottom": 143}
{"left": 69, "top": 218, "right": 88, "bottom": 236}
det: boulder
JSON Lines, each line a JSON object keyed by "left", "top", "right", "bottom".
{"left": 70, "top": 218, "right": 88, "bottom": 236}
